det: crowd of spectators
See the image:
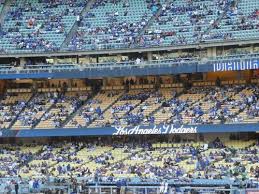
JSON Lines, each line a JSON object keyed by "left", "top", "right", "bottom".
{"left": 0, "top": 83, "right": 257, "bottom": 130}
{"left": 0, "top": 137, "right": 257, "bottom": 193}
{"left": 138, "top": 0, "right": 233, "bottom": 47}
{"left": 15, "top": 92, "right": 60, "bottom": 128}
{"left": 67, "top": 0, "right": 154, "bottom": 51}
{"left": 68, "top": 91, "right": 120, "bottom": 128}
{"left": 245, "top": 86, "right": 259, "bottom": 120}
{"left": 0, "top": 0, "right": 87, "bottom": 52}
{"left": 160, "top": 85, "right": 259, "bottom": 125}
{"left": 0, "top": 0, "right": 257, "bottom": 52}
{"left": 0, "top": 92, "right": 29, "bottom": 129}
{"left": 11, "top": 90, "right": 89, "bottom": 129}
{"left": 202, "top": 1, "right": 259, "bottom": 42}
{"left": 39, "top": 92, "right": 87, "bottom": 128}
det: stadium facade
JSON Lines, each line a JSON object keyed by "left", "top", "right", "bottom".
{"left": 0, "top": 0, "right": 258, "bottom": 193}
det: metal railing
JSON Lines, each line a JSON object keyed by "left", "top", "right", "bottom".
{"left": 0, "top": 53, "right": 258, "bottom": 75}
{"left": 1, "top": 184, "right": 257, "bottom": 194}
{"left": 0, "top": 176, "right": 257, "bottom": 194}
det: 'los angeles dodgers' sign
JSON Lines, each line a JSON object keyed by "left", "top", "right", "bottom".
{"left": 112, "top": 124, "right": 197, "bottom": 135}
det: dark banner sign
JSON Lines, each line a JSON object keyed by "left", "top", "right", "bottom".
{"left": 5, "top": 123, "right": 258, "bottom": 137}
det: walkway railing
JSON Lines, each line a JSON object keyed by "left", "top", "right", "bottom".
{"left": 0, "top": 53, "right": 258, "bottom": 75}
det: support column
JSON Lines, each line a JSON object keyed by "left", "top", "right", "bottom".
{"left": 147, "top": 52, "right": 153, "bottom": 61}
{"left": 203, "top": 73, "right": 207, "bottom": 81}
{"left": 117, "top": 54, "right": 122, "bottom": 62}
{"left": 19, "top": 57, "right": 26, "bottom": 66}
{"left": 237, "top": 71, "right": 242, "bottom": 80}
{"left": 32, "top": 80, "right": 38, "bottom": 92}
{"left": 53, "top": 57, "right": 58, "bottom": 64}
{"left": 250, "top": 45, "right": 254, "bottom": 53}
{"left": 207, "top": 47, "right": 216, "bottom": 58}
{"left": 211, "top": 47, "right": 217, "bottom": 57}
{"left": 178, "top": 50, "right": 182, "bottom": 57}
{"left": 103, "top": 78, "right": 108, "bottom": 87}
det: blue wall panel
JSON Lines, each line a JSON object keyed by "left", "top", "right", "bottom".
{"left": 13, "top": 123, "right": 259, "bottom": 138}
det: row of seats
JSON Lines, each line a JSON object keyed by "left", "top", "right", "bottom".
{"left": 6, "top": 87, "right": 91, "bottom": 93}
{"left": 221, "top": 80, "right": 247, "bottom": 85}
{"left": 251, "top": 79, "right": 259, "bottom": 84}
{"left": 102, "top": 85, "right": 124, "bottom": 90}
{"left": 6, "top": 88, "right": 32, "bottom": 93}
{"left": 193, "top": 81, "right": 216, "bottom": 87}
{"left": 161, "top": 83, "right": 183, "bottom": 88}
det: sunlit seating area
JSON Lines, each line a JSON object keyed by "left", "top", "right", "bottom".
{"left": 0, "top": 89, "right": 32, "bottom": 129}
{"left": 0, "top": 81, "right": 256, "bottom": 131}
{"left": 35, "top": 91, "right": 89, "bottom": 129}
{"left": 66, "top": 90, "right": 123, "bottom": 128}
{"left": 0, "top": 136, "right": 257, "bottom": 183}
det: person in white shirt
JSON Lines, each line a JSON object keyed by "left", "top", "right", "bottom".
{"left": 135, "top": 58, "right": 141, "bottom": 65}
{"left": 159, "top": 180, "right": 168, "bottom": 194}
